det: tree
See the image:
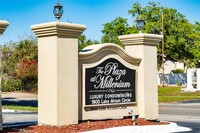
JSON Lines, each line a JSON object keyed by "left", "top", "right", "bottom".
{"left": 0, "top": 41, "right": 17, "bottom": 77}
{"left": 78, "top": 35, "right": 99, "bottom": 51}
{"left": 129, "top": 2, "right": 200, "bottom": 68}
{"left": 101, "top": 17, "right": 137, "bottom": 47}
{"left": 14, "top": 39, "right": 38, "bottom": 91}
{"left": 0, "top": 38, "right": 38, "bottom": 92}
{"left": 128, "top": 2, "right": 163, "bottom": 35}
{"left": 194, "top": 22, "right": 200, "bottom": 32}
{"left": 1, "top": 35, "right": 99, "bottom": 92}
{"left": 193, "top": 22, "right": 200, "bottom": 67}
{"left": 101, "top": 2, "right": 200, "bottom": 68}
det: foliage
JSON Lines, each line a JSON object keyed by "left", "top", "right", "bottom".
{"left": 1, "top": 38, "right": 38, "bottom": 92}
{"left": 101, "top": 17, "right": 137, "bottom": 47}
{"left": 193, "top": 22, "right": 200, "bottom": 67}
{"left": 176, "top": 81, "right": 182, "bottom": 86}
{"left": 101, "top": 2, "right": 200, "bottom": 68}
{"left": 171, "top": 69, "right": 184, "bottom": 74}
{"left": 78, "top": 35, "right": 99, "bottom": 51}
{"left": 1, "top": 35, "right": 98, "bottom": 92}
{"left": 129, "top": 2, "right": 200, "bottom": 68}
{"left": 1, "top": 78, "right": 22, "bottom": 92}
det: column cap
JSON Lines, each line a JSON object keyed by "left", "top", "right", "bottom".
{"left": 0, "top": 20, "right": 9, "bottom": 35}
{"left": 119, "top": 33, "right": 162, "bottom": 46}
{"left": 31, "top": 21, "right": 86, "bottom": 38}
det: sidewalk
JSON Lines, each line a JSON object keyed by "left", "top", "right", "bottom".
{"left": 83, "top": 123, "right": 192, "bottom": 133}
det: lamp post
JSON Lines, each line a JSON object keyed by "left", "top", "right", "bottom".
{"left": 53, "top": 1, "right": 64, "bottom": 21}
{"left": 136, "top": 17, "right": 145, "bottom": 33}
{"left": 161, "top": 13, "right": 165, "bottom": 87}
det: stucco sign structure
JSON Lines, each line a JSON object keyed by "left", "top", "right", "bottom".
{"left": 31, "top": 21, "right": 162, "bottom": 126}
{"left": 79, "top": 43, "right": 140, "bottom": 120}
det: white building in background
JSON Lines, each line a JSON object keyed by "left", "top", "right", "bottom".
{"left": 157, "top": 60, "right": 186, "bottom": 86}
{"left": 186, "top": 68, "right": 200, "bottom": 91}
{"left": 158, "top": 60, "right": 184, "bottom": 74}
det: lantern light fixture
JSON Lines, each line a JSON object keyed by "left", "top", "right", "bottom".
{"left": 53, "top": 0, "right": 64, "bottom": 21}
{"left": 136, "top": 17, "right": 145, "bottom": 33}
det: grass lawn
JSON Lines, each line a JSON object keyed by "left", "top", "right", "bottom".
{"left": 2, "top": 105, "right": 38, "bottom": 112}
{"left": 158, "top": 86, "right": 200, "bottom": 103}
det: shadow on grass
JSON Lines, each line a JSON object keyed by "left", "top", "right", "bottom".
{"left": 2, "top": 97, "right": 38, "bottom": 107}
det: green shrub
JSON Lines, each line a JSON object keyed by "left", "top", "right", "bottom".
{"left": 1, "top": 39, "right": 38, "bottom": 93}
{"left": 171, "top": 69, "right": 184, "bottom": 74}
{"left": 1, "top": 79, "right": 22, "bottom": 92}
{"left": 21, "top": 77, "right": 37, "bottom": 92}
{"left": 176, "top": 81, "right": 182, "bottom": 86}
{"left": 1, "top": 78, "right": 37, "bottom": 92}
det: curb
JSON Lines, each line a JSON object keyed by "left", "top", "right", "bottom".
{"left": 82, "top": 122, "right": 192, "bottom": 133}
{"left": 3, "top": 122, "right": 37, "bottom": 128}
{"left": 2, "top": 109, "right": 15, "bottom": 113}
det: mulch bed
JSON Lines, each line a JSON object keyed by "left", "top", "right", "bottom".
{"left": 3, "top": 118, "right": 169, "bottom": 133}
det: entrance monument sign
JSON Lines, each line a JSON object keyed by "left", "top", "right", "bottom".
{"left": 31, "top": 21, "right": 162, "bottom": 126}
{"left": 84, "top": 58, "right": 136, "bottom": 106}
{"left": 79, "top": 43, "right": 140, "bottom": 120}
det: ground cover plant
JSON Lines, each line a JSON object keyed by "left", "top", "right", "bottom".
{"left": 158, "top": 86, "right": 200, "bottom": 103}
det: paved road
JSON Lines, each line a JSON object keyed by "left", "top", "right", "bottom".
{"left": 2, "top": 92, "right": 37, "bottom": 107}
{"left": 3, "top": 111, "right": 37, "bottom": 127}
{"left": 2, "top": 92, "right": 38, "bottom": 127}
{"left": 159, "top": 100, "right": 200, "bottom": 133}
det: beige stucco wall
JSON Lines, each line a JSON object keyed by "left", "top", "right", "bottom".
{"left": 119, "top": 34, "right": 162, "bottom": 120}
{"left": 37, "top": 37, "right": 79, "bottom": 125}
{"left": 31, "top": 22, "right": 86, "bottom": 126}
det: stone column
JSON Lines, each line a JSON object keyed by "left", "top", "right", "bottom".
{"left": 0, "top": 20, "right": 9, "bottom": 35}
{"left": 0, "top": 20, "right": 9, "bottom": 130}
{"left": 119, "top": 34, "right": 162, "bottom": 120}
{"left": 31, "top": 22, "right": 86, "bottom": 126}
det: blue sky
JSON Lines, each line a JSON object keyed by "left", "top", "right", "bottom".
{"left": 0, "top": 0, "right": 200, "bottom": 44}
